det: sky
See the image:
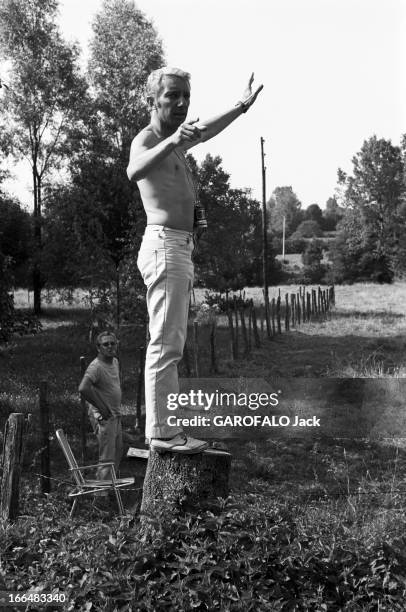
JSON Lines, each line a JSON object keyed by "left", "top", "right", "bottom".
{"left": 3, "top": 0, "right": 406, "bottom": 208}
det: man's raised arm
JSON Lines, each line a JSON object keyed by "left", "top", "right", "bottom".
{"left": 126, "top": 73, "right": 263, "bottom": 181}
{"left": 183, "top": 73, "right": 263, "bottom": 150}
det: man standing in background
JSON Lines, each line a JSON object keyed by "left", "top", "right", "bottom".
{"left": 79, "top": 331, "right": 123, "bottom": 490}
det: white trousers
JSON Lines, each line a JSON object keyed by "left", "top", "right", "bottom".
{"left": 137, "top": 225, "right": 194, "bottom": 438}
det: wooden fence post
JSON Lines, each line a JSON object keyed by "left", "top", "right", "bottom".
{"left": 259, "top": 304, "right": 264, "bottom": 336}
{"left": 276, "top": 293, "right": 281, "bottom": 334}
{"left": 297, "top": 292, "right": 301, "bottom": 325}
{"left": 306, "top": 291, "right": 311, "bottom": 322}
{"left": 284, "top": 294, "right": 289, "bottom": 332}
{"left": 264, "top": 297, "right": 271, "bottom": 339}
{"left": 323, "top": 290, "right": 329, "bottom": 318}
{"left": 247, "top": 306, "right": 252, "bottom": 352}
{"left": 250, "top": 300, "right": 261, "bottom": 348}
{"left": 291, "top": 294, "right": 296, "bottom": 327}
{"left": 0, "top": 413, "right": 31, "bottom": 521}
{"left": 233, "top": 297, "right": 239, "bottom": 355}
{"left": 209, "top": 318, "right": 218, "bottom": 373}
{"left": 271, "top": 297, "right": 276, "bottom": 336}
{"left": 301, "top": 289, "right": 306, "bottom": 323}
{"left": 193, "top": 321, "right": 200, "bottom": 377}
{"left": 39, "top": 381, "right": 50, "bottom": 494}
{"left": 239, "top": 308, "right": 249, "bottom": 357}
{"left": 183, "top": 342, "right": 192, "bottom": 377}
{"left": 80, "top": 357, "right": 87, "bottom": 463}
{"left": 227, "top": 308, "right": 237, "bottom": 360}
{"left": 136, "top": 344, "right": 146, "bottom": 429}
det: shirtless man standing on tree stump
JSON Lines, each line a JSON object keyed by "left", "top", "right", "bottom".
{"left": 127, "top": 67, "right": 263, "bottom": 454}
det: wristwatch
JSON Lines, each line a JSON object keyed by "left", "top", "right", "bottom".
{"left": 235, "top": 100, "right": 249, "bottom": 114}
{"left": 97, "top": 415, "right": 104, "bottom": 423}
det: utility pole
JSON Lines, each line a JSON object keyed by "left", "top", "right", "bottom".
{"left": 260, "top": 137, "right": 270, "bottom": 337}
{"left": 282, "top": 215, "right": 286, "bottom": 260}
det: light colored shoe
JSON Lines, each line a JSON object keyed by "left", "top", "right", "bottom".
{"left": 149, "top": 433, "right": 208, "bottom": 455}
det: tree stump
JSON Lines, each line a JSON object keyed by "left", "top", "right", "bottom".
{"left": 140, "top": 448, "right": 231, "bottom": 521}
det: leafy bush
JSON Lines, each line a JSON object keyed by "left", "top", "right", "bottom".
{"left": 3, "top": 479, "right": 406, "bottom": 611}
{"left": 203, "top": 291, "right": 252, "bottom": 313}
{"left": 290, "top": 220, "right": 323, "bottom": 240}
{"left": 285, "top": 236, "right": 307, "bottom": 254}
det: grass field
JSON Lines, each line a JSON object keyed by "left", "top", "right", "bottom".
{"left": 192, "top": 282, "right": 406, "bottom": 379}
{"left": 2, "top": 282, "right": 406, "bottom": 609}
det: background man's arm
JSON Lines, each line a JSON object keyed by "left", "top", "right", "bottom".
{"left": 79, "top": 377, "right": 111, "bottom": 420}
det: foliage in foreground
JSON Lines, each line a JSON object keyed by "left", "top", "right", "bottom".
{"left": 2, "top": 470, "right": 406, "bottom": 611}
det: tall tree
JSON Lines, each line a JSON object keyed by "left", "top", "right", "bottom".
{"left": 323, "top": 196, "right": 344, "bottom": 231}
{"left": 0, "top": 0, "right": 87, "bottom": 313}
{"left": 332, "top": 136, "right": 405, "bottom": 282}
{"left": 88, "top": 0, "right": 163, "bottom": 156}
{"left": 84, "top": 0, "right": 163, "bottom": 325}
{"left": 304, "top": 203, "right": 323, "bottom": 226}
{"left": 43, "top": 0, "right": 165, "bottom": 325}
{"left": 0, "top": 193, "right": 32, "bottom": 286}
{"left": 190, "top": 154, "right": 278, "bottom": 290}
{"left": 267, "top": 186, "right": 303, "bottom": 237}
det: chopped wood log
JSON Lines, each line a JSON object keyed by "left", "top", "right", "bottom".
{"left": 127, "top": 447, "right": 149, "bottom": 459}
{"left": 140, "top": 448, "right": 231, "bottom": 520}
{"left": 0, "top": 413, "right": 31, "bottom": 521}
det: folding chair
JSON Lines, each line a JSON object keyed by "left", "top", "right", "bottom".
{"left": 55, "top": 429, "right": 134, "bottom": 517}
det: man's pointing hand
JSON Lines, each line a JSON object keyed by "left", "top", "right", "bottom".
{"left": 173, "top": 118, "right": 207, "bottom": 146}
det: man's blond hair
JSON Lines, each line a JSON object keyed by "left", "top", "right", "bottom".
{"left": 146, "top": 66, "right": 191, "bottom": 100}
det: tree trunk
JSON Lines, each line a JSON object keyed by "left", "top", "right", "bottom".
{"left": 116, "top": 265, "right": 121, "bottom": 331}
{"left": 140, "top": 448, "right": 231, "bottom": 522}
{"left": 33, "top": 169, "right": 42, "bottom": 315}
